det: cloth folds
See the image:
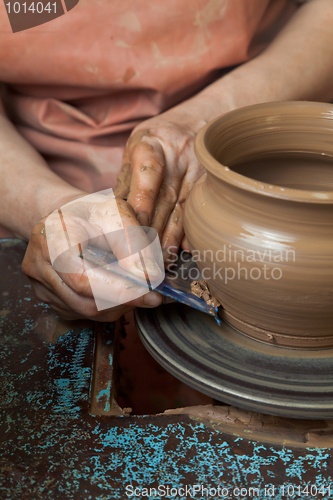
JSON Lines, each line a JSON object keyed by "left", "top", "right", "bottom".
{"left": 0, "top": 0, "right": 298, "bottom": 237}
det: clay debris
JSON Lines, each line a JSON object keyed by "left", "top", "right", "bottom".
{"left": 190, "top": 280, "right": 221, "bottom": 308}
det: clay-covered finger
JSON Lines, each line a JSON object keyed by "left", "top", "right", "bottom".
{"left": 151, "top": 172, "right": 183, "bottom": 238}
{"left": 53, "top": 194, "right": 160, "bottom": 280}
{"left": 181, "top": 235, "right": 191, "bottom": 252}
{"left": 30, "top": 277, "right": 91, "bottom": 320}
{"left": 160, "top": 202, "right": 185, "bottom": 261}
{"left": 127, "top": 138, "right": 165, "bottom": 225}
{"left": 31, "top": 272, "right": 162, "bottom": 322}
{"left": 91, "top": 199, "right": 163, "bottom": 283}
{"left": 45, "top": 249, "right": 158, "bottom": 311}
{"left": 160, "top": 168, "right": 204, "bottom": 260}
{"left": 45, "top": 194, "right": 164, "bottom": 296}
{"left": 114, "top": 146, "right": 132, "bottom": 200}
{"left": 54, "top": 264, "right": 163, "bottom": 314}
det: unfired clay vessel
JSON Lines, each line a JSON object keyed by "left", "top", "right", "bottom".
{"left": 184, "top": 101, "right": 333, "bottom": 349}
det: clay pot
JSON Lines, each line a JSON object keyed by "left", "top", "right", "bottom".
{"left": 184, "top": 101, "right": 333, "bottom": 349}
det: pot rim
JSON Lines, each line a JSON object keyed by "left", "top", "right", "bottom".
{"left": 195, "top": 101, "right": 333, "bottom": 204}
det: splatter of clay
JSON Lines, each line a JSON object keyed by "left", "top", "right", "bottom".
{"left": 191, "top": 280, "right": 221, "bottom": 308}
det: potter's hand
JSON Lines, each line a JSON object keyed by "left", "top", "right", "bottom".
{"left": 22, "top": 195, "right": 163, "bottom": 321}
{"left": 114, "top": 105, "right": 207, "bottom": 260}
{"left": 114, "top": 0, "right": 333, "bottom": 263}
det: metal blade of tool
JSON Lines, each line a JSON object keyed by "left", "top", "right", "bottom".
{"left": 81, "top": 245, "right": 221, "bottom": 324}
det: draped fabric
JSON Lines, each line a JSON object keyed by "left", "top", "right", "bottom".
{"left": 0, "top": 0, "right": 297, "bottom": 236}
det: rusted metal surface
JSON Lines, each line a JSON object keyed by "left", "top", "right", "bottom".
{"left": 90, "top": 322, "right": 131, "bottom": 416}
{"left": 1, "top": 239, "right": 333, "bottom": 500}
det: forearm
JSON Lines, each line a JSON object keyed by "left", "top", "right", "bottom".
{"left": 189, "top": 0, "right": 333, "bottom": 120}
{"left": 0, "top": 114, "right": 85, "bottom": 240}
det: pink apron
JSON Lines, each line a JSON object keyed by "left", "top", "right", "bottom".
{"left": 0, "top": 0, "right": 297, "bottom": 237}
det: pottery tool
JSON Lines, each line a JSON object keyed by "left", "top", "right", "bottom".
{"left": 81, "top": 245, "right": 221, "bottom": 324}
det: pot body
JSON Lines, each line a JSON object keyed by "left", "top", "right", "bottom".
{"left": 184, "top": 102, "right": 333, "bottom": 348}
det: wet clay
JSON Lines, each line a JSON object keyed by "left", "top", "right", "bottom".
{"left": 163, "top": 404, "right": 333, "bottom": 449}
{"left": 190, "top": 280, "right": 221, "bottom": 308}
{"left": 231, "top": 151, "right": 333, "bottom": 191}
{"left": 184, "top": 102, "right": 333, "bottom": 349}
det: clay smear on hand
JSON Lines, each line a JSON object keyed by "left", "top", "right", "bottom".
{"left": 191, "top": 280, "right": 221, "bottom": 308}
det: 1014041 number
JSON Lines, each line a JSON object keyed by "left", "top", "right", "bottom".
{"left": 280, "top": 484, "right": 331, "bottom": 497}
{"left": 5, "top": 2, "right": 57, "bottom": 14}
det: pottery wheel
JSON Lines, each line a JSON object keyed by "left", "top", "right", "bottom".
{"left": 135, "top": 303, "right": 333, "bottom": 419}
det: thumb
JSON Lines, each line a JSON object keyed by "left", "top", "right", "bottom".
{"left": 92, "top": 197, "right": 164, "bottom": 285}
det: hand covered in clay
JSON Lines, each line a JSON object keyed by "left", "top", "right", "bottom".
{"left": 114, "top": 103, "right": 208, "bottom": 260}
{"left": 22, "top": 193, "right": 163, "bottom": 321}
